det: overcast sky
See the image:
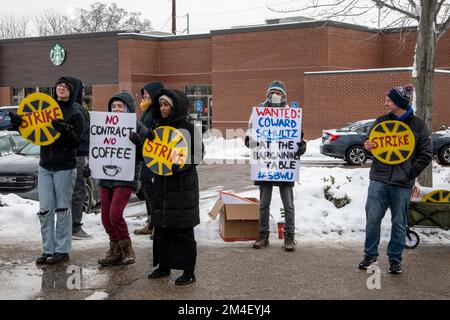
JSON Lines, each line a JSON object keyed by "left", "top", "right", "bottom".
{"left": 2, "top": 0, "right": 385, "bottom": 35}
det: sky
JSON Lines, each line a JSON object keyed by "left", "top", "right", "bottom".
{"left": 1, "top": 0, "right": 384, "bottom": 35}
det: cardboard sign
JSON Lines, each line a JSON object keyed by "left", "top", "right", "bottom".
{"left": 89, "top": 112, "right": 136, "bottom": 181}
{"left": 17, "top": 93, "right": 63, "bottom": 146}
{"left": 369, "top": 120, "right": 415, "bottom": 165}
{"left": 143, "top": 126, "right": 188, "bottom": 176}
{"left": 421, "top": 190, "right": 450, "bottom": 203}
{"left": 250, "top": 107, "right": 302, "bottom": 182}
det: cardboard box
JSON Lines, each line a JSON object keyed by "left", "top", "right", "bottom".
{"left": 209, "top": 192, "right": 260, "bottom": 242}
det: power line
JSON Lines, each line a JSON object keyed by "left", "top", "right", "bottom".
{"left": 190, "top": 0, "right": 296, "bottom": 17}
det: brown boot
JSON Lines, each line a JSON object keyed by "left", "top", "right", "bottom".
{"left": 253, "top": 232, "right": 270, "bottom": 249}
{"left": 134, "top": 222, "right": 152, "bottom": 235}
{"left": 98, "top": 241, "right": 122, "bottom": 266}
{"left": 283, "top": 232, "right": 296, "bottom": 252}
{"left": 118, "top": 239, "right": 136, "bottom": 265}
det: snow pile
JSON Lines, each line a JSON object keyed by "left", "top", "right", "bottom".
{"left": 85, "top": 291, "right": 109, "bottom": 300}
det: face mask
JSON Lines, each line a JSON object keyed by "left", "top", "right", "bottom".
{"left": 267, "top": 93, "right": 286, "bottom": 108}
{"left": 140, "top": 98, "right": 152, "bottom": 112}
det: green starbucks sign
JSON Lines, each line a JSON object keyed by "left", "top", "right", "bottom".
{"left": 50, "top": 43, "right": 66, "bottom": 66}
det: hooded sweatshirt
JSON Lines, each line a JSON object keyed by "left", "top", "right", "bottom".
{"left": 39, "top": 76, "right": 84, "bottom": 171}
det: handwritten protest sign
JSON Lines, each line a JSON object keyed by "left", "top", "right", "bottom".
{"left": 17, "top": 93, "right": 63, "bottom": 146}
{"left": 89, "top": 112, "right": 136, "bottom": 181}
{"left": 143, "top": 126, "right": 188, "bottom": 176}
{"left": 250, "top": 107, "right": 302, "bottom": 182}
{"left": 368, "top": 120, "right": 415, "bottom": 165}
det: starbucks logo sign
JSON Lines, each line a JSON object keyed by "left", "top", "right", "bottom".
{"left": 50, "top": 43, "right": 66, "bottom": 66}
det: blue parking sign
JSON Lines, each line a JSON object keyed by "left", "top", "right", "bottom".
{"left": 195, "top": 99, "right": 203, "bottom": 112}
{"left": 290, "top": 101, "right": 299, "bottom": 108}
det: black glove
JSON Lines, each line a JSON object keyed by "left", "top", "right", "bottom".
{"left": 51, "top": 119, "right": 72, "bottom": 133}
{"left": 296, "top": 141, "right": 307, "bottom": 157}
{"left": 129, "top": 131, "right": 142, "bottom": 146}
{"left": 8, "top": 112, "right": 23, "bottom": 130}
{"left": 82, "top": 166, "right": 91, "bottom": 178}
{"left": 171, "top": 163, "right": 181, "bottom": 174}
{"left": 145, "top": 130, "right": 156, "bottom": 142}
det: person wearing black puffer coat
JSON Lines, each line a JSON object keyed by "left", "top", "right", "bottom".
{"left": 146, "top": 88, "right": 202, "bottom": 286}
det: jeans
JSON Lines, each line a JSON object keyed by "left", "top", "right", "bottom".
{"left": 38, "top": 166, "right": 77, "bottom": 255}
{"left": 72, "top": 156, "right": 87, "bottom": 233}
{"left": 259, "top": 184, "right": 295, "bottom": 234}
{"left": 364, "top": 180, "right": 412, "bottom": 262}
{"left": 101, "top": 187, "right": 133, "bottom": 241}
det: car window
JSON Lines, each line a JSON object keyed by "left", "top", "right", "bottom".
{"left": 11, "top": 135, "right": 28, "bottom": 151}
{"left": 0, "top": 136, "right": 13, "bottom": 154}
{"left": 18, "top": 142, "right": 40, "bottom": 155}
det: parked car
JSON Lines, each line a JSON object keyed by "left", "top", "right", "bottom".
{"left": 320, "top": 120, "right": 450, "bottom": 166}
{"left": 0, "top": 142, "right": 99, "bottom": 214}
{"left": 0, "top": 131, "right": 29, "bottom": 156}
{"left": 0, "top": 106, "right": 18, "bottom": 131}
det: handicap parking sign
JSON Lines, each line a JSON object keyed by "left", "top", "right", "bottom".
{"left": 290, "top": 101, "right": 299, "bottom": 108}
{"left": 195, "top": 99, "right": 203, "bottom": 112}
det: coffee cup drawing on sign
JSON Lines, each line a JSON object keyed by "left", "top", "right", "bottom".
{"left": 103, "top": 165, "right": 122, "bottom": 177}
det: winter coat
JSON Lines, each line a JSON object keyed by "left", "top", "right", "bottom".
{"left": 98, "top": 92, "right": 147, "bottom": 191}
{"left": 368, "top": 112, "right": 432, "bottom": 188}
{"left": 149, "top": 88, "right": 201, "bottom": 229}
{"left": 39, "top": 76, "right": 84, "bottom": 171}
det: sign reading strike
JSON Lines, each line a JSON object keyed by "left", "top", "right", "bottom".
{"left": 89, "top": 112, "right": 136, "bottom": 181}
{"left": 17, "top": 93, "right": 63, "bottom": 146}
{"left": 143, "top": 126, "right": 188, "bottom": 176}
{"left": 250, "top": 107, "right": 302, "bottom": 182}
{"left": 368, "top": 120, "right": 415, "bottom": 165}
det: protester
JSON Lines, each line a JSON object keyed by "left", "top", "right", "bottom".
{"left": 97, "top": 92, "right": 147, "bottom": 266}
{"left": 245, "top": 80, "right": 306, "bottom": 252}
{"left": 9, "top": 76, "right": 84, "bottom": 264}
{"left": 358, "top": 84, "right": 432, "bottom": 274}
{"left": 147, "top": 89, "right": 201, "bottom": 285}
{"left": 134, "top": 82, "right": 164, "bottom": 236}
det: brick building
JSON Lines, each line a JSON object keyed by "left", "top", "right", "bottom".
{"left": 1, "top": 20, "right": 449, "bottom": 138}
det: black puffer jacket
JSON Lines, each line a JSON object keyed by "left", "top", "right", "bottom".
{"left": 149, "top": 89, "right": 201, "bottom": 229}
{"left": 368, "top": 112, "right": 432, "bottom": 188}
{"left": 98, "top": 92, "right": 147, "bottom": 191}
{"left": 140, "top": 82, "right": 163, "bottom": 183}
{"left": 39, "top": 77, "right": 84, "bottom": 171}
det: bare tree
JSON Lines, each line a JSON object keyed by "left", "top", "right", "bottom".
{"left": 0, "top": 14, "right": 30, "bottom": 39}
{"left": 270, "top": 0, "right": 450, "bottom": 187}
{"left": 35, "top": 10, "right": 75, "bottom": 36}
{"left": 73, "top": 2, "right": 152, "bottom": 33}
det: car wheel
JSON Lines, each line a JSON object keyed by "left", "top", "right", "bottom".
{"left": 345, "top": 145, "right": 367, "bottom": 165}
{"left": 438, "top": 144, "right": 450, "bottom": 166}
{"left": 83, "top": 181, "right": 93, "bottom": 214}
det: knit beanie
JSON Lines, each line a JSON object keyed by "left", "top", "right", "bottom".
{"left": 387, "top": 84, "right": 414, "bottom": 109}
{"left": 159, "top": 95, "right": 174, "bottom": 109}
{"left": 267, "top": 80, "right": 287, "bottom": 99}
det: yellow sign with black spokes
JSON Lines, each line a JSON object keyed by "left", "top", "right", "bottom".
{"left": 421, "top": 190, "right": 450, "bottom": 203}
{"left": 142, "top": 126, "right": 189, "bottom": 176}
{"left": 369, "top": 120, "right": 415, "bottom": 165}
{"left": 17, "top": 93, "right": 63, "bottom": 146}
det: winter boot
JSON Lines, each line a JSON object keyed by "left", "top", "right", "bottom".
{"left": 134, "top": 222, "right": 152, "bottom": 235}
{"left": 283, "top": 232, "right": 296, "bottom": 252}
{"left": 175, "top": 271, "right": 196, "bottom": 286}
{"left": 98, "top": 241, "right": 123, "bottom": 266}
{"left": 118, "top": 239, "right": 136, "bottom": 265}
{"left": 253, "top": 232, "right": 270, "bottom": 249}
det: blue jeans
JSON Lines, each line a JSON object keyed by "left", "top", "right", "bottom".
{"left": 38, "top": 166, "right": 77, "bottom": 255}
{"left": 364, "top": 180, "right": 412, "bottom": 262}
{"left": 259, "top": 184, "right": 295, "bottom": 234}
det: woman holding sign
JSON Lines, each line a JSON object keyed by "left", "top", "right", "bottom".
{"left": 145, "top": 89, "right": 201, "bottom": 286}
{"left": 97, "top": 92, "right": 147, "bottom": 267}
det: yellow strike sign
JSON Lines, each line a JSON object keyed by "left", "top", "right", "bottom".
{"left": 369, "top": 120, "right": 415, "bottom": 165}
{"left": 421, "top": 190, "right": 450, "bottom": 203}
{"left": 142, "top": 126, "right": 188, "bottom": 176}
{"left": 17, "top": 93, "right": 63, "bottom": 146}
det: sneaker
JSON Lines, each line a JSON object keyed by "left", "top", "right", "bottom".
{"left": 46, "top": 253, "right": 69, "bottom": 265}
{"left": 73, "top": 228, "right": 93, "bottom": 240}
{"left": 148, "top": 267, "right": 171, "bottom": 279}
{"left": 388, "top": 260, "right": 402, "bottom": 274}
{"left": 358, "top": 255, "right": 377, "bottom": 269}
{"left": 36, "top": 254, "right": 52, "bottom": 265}
{"left": 175, "top": 272, "right": 196, "bottom": 286}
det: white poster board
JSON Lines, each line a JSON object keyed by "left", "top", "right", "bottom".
{"left": 250, "top": 107, "right": 302, "bottom": 182}
{"left": 89, "top": 112, "right": 136, "bottom": 181}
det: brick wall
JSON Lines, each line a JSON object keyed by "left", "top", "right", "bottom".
{"left": 92, "top": 85, "right": 119, "bottom": 112}
{"left": 0, "top": 87, "right": 11, "bottom": 106}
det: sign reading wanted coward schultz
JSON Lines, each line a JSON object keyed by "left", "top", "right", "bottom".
{"left": 250, "top": 107, "right": 302, "bottom": 182}
{"left": 89, "top": 112, "right": 136, "bottom": 181}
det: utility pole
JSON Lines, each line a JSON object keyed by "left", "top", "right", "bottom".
{"left": 172, "top": 0, "right": 176, "bottom": 35}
